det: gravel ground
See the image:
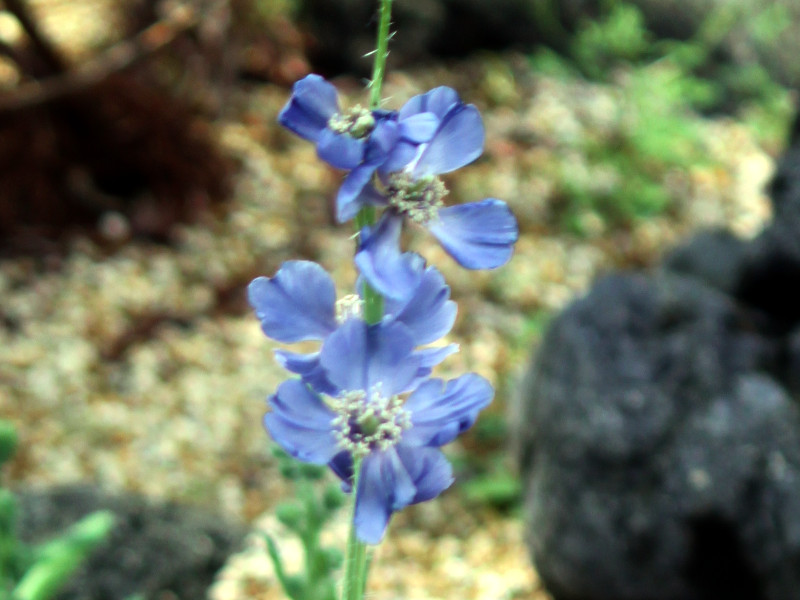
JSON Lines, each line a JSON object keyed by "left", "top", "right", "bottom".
{"left": 0, "top": 50, "right": 778, "bottom": 599}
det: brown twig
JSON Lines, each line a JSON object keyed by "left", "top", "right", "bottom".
{"left": 3, "top": 0, "right": 68, "bottom": 74}
{"left": 0, "top": 4, "right": 200, "bottom": 112}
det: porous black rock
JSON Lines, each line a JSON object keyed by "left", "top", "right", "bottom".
{"left": 515, "top": 115, "right": 800, "bottom": 599}
{"left": 15, "top": 485, "right": 247, "bottom": 600}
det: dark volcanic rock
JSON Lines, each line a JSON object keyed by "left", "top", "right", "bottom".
{"left": 516, "top": 115, "right": 800, "bottom": 599}
{"left": 735, "top": 115, "right": 800, "bottom": 330}
{"left": 662, "top": 228, "right": 749, "bottom": 297}
{"left": 16, "top": 485, "right": 247, "bottom": 600}
{"left": 517, "top": 273, "right": 800, "bottom": 600}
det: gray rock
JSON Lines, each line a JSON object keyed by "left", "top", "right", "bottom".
{"left": 735, "top": 116, "right": 800, "bottom": 329}
{"left": 516, "top": 271, "right": 800, "bottom": 599}
{"left": 662, "top": 228, "right": 749, "bottom": 296}
{"left": 16, "top": 485, "right": 247, "bottom": 600}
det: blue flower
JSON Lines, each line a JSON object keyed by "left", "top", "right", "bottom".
{"left": 278, "top": 74, "right": 439, "bottom": 222}
{"left": 263, "top": 319, "right": 493, "bottom": 543}
{"left": 247, "top": 260, "right": 458, "bottom": 390}
{"left": 350, "top": 91, "right": 518, "bottom": 299}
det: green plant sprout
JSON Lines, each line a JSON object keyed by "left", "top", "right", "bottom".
{"left": 0, "top": 420, "right": 113, "bottom": 600}
{"left": 265, "top": 448, "right": 345, "bottom": 600}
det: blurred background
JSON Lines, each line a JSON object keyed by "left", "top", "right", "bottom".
{"left": 0, "top": 0, "right": 796, "bottom": 598}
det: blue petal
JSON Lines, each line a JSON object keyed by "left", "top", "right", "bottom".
{"left": 264, "top": 379, "right": 339, "bottom": 464}
{"left": 384, "top": 266, "right": 457, "bottom": 345}
{"left": 399, "top": 87, "right": 461, "bottom": 121}
{"left": 364, "top": 322, "right": 421, "bottom": 395}
{"left": 274, "top": 350, "right": 338, "bottom": 396}
{"left": 278, "top": 74, "right": 339, "bottom": 142}
{"left": 319, "top": 319, "right": 367, "bottom": 391}
{"left": 320, "top": 320, "right": 419, "bottom": 396}
{"left": 406, "top": 345, "right": 459, "bottom": 392}
{"left": 364, "top": 118, "right": 399, "bottom": 164}
{"left": 336, "top": 165, "right": 379, "bottom": 223}
{"left": 413, "top": 344, "right": 459, "bottom": 369}
{"left": 395, "top": 444, "right": 454, "bottom": 503}
{"left": 427, "top": 199, "right": 518, "bottom": 269}
{"left": 317, "top": 129, "right": 366, "bottom": 170}
{"left": 379, "top": 141, "right": 419, "bottom": 174}
{"left": 403, "top": 373, "right": 493, "bottom": 447}
{"left": 354, "top": 214, "right": 425, "bottom": 301}
{"left": 248, "top": 261, "right": 337, "bottom": 342}
{"left": 412, "top": 104, "right": 485, "bottom": 176}
{"left": 398, "top": 112, "right": 439, "bottom": 143}
{"left": 354, "top": 448, "right": 416, "bottom": 544}
{"left": 329, "top": 450, "right": 354, "bottom": 491}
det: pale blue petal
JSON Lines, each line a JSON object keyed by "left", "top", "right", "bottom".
{"left": 385, "top": 266, "right": 456, "bottom": 345}
{"left": 365, "top": 119, "right": 399, "bottom": 164}
{"left": 413, "top": 344, "right": 459, "bottom": 369}
{"left": 320, "top": 319, "right": 368, "bottom": 391}
{"left": 403, "top": 373, "right": 493, "bottom": 447}
{"left": 379, "top": 141, "right": 419, "bottom": 174}
{"left": 336, "top": 165, "right": 378, "bottom": 223}
{"left": 248, "top": 261, "right": 337, "bottom": 342}
{"left": 412, "top": 104, "right": 484, "bottom": 176}
{"left": 354, "top": 449, "right": 416, "bottom": 544}
{"left": 264, "top": 379, "right": 339, "bottom": 464}
{"left": 354, "top": 214, "right": 425, "bottom": 301}
{"left": 320, "top": 320, "right": 419, "bottom": 396}
{"left": 395, "top": 444, "right": 454, "bottom": 503}
{"left": 364, "top": 322, "right": 420, "bottom": 396}
{"left": 317, "top": 128, "right": 365, "bottom": 170}
{"left": 399, "top": 87, "right": 461, "bottom": 121}
{"left": 274, "top": 350, "right": 338, "bottom": 396}
{"left": 398, "top": 112, "right": 438, "bottom": 143}
{"left": 427, "top": 199, "right": 518, "bottom": 269}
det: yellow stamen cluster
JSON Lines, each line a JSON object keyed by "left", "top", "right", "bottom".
{"left": 329, "top": 385, "right": 411, "bottom": 458}
{"left": 387, "top": 172, "right": 446, "bottom": 225}
{"left": 328, "top": 105, "right": 376, "bottom": 139}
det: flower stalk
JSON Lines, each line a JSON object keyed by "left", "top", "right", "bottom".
{"left": 257, "top": 0, "right": 517, "bottom": 594}
{"left": 344, "top": 0, "right": 393, "bottom": 596}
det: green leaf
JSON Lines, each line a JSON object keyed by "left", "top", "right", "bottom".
{"left": 13, "top": 511, "right": 114, "bottom": 600}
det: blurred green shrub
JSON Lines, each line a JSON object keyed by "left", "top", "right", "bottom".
{"left": 530, "top": 0, "right": 792, "bottom": 234}
{"left": 265, "top": 447, "right": 344, "bottom": 600}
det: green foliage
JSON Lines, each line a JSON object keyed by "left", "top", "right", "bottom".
{"left": 13, "top": 512, "right": 114, "bottom": 600}
{"left": 0, "top": 420, "right": 112, "bottom": 600}
{"left": 266, "top": 448, "right": 344, "bottom": 600}
{"left": 454, "top": 413, "right": 523, "bottom": 512}
{"left": 571, "top": 2, "right": 651, "bottom": 79}
{"left": 461, "top": 463, "right": 522, "bottom": 511}
{"left": 529, "top": 0, "right": 792, "bottom": 234}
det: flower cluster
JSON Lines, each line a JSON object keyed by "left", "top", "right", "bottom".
{"left": 279, "top": 75, "right": 519, "bottom": 298}
{"left": 249, "top": 74, "right": 518, "bottom": 544}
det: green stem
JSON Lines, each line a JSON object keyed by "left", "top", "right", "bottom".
{"left": 354, "top": 207, "right": 384, "bottom": 325}
{"left": 355, "top": 0, "right": 392, "bottom": 326}
{"left": 369, "top": 0, "right": 393, "bottom": 110}
{"left": 343, "top": 2, "right": 393, "bottom": 598}
{"left": 341, "top": 457, "right": 365, "bottom": 600}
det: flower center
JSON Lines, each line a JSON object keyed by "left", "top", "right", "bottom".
{"left": 329, "top": 386, "right": 411, "bottom": 458}
{"left": 328, "top": 105, "right": 375, "bottom": 139}
{"left": 386, "top": 172, "right": 447, "bottom": 225}
{"left": 335, "top": 294, "right": 363, "bottom": 324}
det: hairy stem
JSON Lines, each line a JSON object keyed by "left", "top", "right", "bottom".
{"left": 369, "top": 0, "right": 393, "bottom": 110}
{"left": 343, "top": 1, "right": 394, "bottom": 598}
